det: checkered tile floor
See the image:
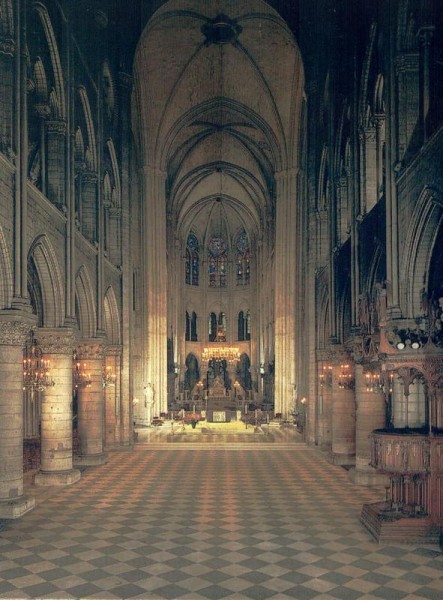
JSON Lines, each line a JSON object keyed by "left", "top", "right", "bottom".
{"left": 0, "top": 430, "right": 442, "bottom": 599}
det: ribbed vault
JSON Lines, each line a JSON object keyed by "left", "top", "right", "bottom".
{"left": 133, "top": 0, "right": 305, "bottom": 415}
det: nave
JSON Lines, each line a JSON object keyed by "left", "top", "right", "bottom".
{"left": 1, "top": 435, "right": 442, "bottom": 600}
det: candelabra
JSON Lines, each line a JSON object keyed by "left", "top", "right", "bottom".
{"left": 73, "top": 352, "right": 92, "bottom": 388}
{"left": 319, "top": 365, "right": 332, "bottom": 388}
{"left": 338, "top": 364, "right": 354, "bottom": 389}
{"left": 23, "top": 339, "right": 55, "bottom": 392}
{"left": 201, "top": 345, "right": 240, "bottom": 365}
{"left": 365, "top": 370, "right": 394, "bottom": 393}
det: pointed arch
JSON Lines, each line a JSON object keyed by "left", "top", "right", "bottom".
{"left": 103, "top": 171, "right": 112, "bottom": 206}
{"left": 33, "top": 2, "right": 66, "bottom": 118}
{"left": 74, "top": 127, "right": 85, "bottom": 163}
{"left": 78, "top": 86, "right": 97, "bottom": 171}
{"left": 28, "top": 235, "right": 64, "bottom": 327}
{"left": 400, "top": 186, "right": 443, "bottom": 316}
{"left": 0, "top": 224, "right": 13, "bottom": 309}
{"left": 106, "top": 139, "right": 121, "bottom": 202}
{"left": 75, "top": 266, "right": 97, "bottom": 338}
{"left": 33, "top": 57, "right": 48, "bottom": 102}
{"left": 49, "top": 88, "right": 60, "bottom": 118}
{"left": 316, "top": 274, "right": 330, "bottom": 349}
{"left": 103, "top": 286, "right": 121, "bottom": 344}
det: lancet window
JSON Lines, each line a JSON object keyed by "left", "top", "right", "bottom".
{"left": 185, "top": 311, "right": 198, "bottom": 342}
{"left": 235, "top": 230, "right": 250, "bottom": 285}
{"left": 209, "top": 312, "right": 226, "bottom": 342}
{"left": 238, "top": 310, "right": 251, "bottom": 341}
{"left": 185, "top": 233, "right": 199, "bottom": 286}
{"left": 208, "top": 237, "right": 227, "bottom": 287}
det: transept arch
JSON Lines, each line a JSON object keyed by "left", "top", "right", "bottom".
{"left": 400, "top": 186, "right": 443, "bottom": 316}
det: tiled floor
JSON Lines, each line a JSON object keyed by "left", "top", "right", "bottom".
{"left": 0, "top": 426, "right": 442, "bottom": 600}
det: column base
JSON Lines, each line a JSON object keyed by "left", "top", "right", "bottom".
{"left": 74, "top": 453, "right": 108, "bottom": 466}
{"left": 0, "top": 495, "right": 35, "bottom": 519}
{"left": 329, "top": 451, "right": 355, "bottom": 466}
{"left": 34, "top": 469, "right": 81, "bottom": 486}
{"left": 105, "top": 442, "right": 133, "bottom": 451}
{"left": 348, "top": 466, "right": 390, "bottom": 487}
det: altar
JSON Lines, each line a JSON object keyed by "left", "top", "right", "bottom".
{"left": 206, "top": 376, "right": 236, "bottom": 421}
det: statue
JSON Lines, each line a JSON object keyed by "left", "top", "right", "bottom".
{"left": 420, "top": 287, "right": 429, "bottom": 317}
{"left": 144, "top": 383, "right": 155, "bottom": 425}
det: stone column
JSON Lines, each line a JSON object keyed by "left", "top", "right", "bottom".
{"left": 317, "top": 364, "right": 333, "bottom": 450}
{"left": 34, "top": 328, "right": 80, "bottom": 486}
{"left": 349, "top": 364, "right": 389, "bottom": 486}
{"left": 274, "top": 168, "right": 298, "bottom": 418}
{"left": 80, "top": 171, "right": 98, "bottom": 242}
{"left": 75, "top": 339, "right": 107, "bottom": 465}
{"left": 0, "top": 317, "right": 35, "bottom": 518}
{"left": 0, "top": 31, "right": 14, "bottom": 156}
{"left": 104, "top": 345, "right": 127, "bottom": 448}
{"left": 331, "top": 363, "right": 356, "bottom": 465}
{"left": 142, "top": 166, "right": 168, "bottom": 416}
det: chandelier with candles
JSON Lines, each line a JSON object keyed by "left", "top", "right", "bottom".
{"left": 23, "top": 338, "right": 55, "bottom": 392}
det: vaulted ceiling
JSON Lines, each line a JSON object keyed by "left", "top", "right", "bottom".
{"left": 133, "top": 0, "right": 304, "bottom": 245}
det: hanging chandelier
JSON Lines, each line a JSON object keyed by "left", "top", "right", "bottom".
{"left": 201, "top": 345, "right": 240, "bottom": 365}
{"left": 23, "top": 338, "right": 55, "bottom": 392}
{"left": 73, "top": 352, "right": 92, "bottom": 389}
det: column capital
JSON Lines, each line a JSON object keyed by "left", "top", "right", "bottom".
{"left": 0, "top": 36, "right": 14, "bottom": 57}
{"left": 75, "top": 338, "right": 107, "bottom": 360}
{"left": 34, "top": 327, "right": 76, "bottom": 354}
{"left": 394, "top": 52, "right": 419, "bottom": 73}
{"left": 0, "top": 321, "right": 32, "bottom": 346}
{"left": 417, "top": 26, "right": 435, "bottom": 47}
{"left": 46, "top": 119, "right": 67, "bottom": 135}
{"left": 117, "top": 71, "right": 133, "bottom": 89}
{"left": 81, "top": 170, "right": 98, "bottom": 184}
{"left": 106, "top": 344, "right": 122, "bottom": 357}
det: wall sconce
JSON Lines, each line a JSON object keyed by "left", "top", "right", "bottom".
{"left": 73, "top": 352, "right": 92, "bottom": 388}
{"left": 23, "top": 338, "right": 55, "bottom": 392}
{"left": 338, "top": 364, "right": 354, "bottom": 389}
{"left": 365, "top": 371, "right": 383, "bottom": 393}
{"left": 319, "top": 365, "right": 332, "bottom": 388}
{"left": 260, "top": 363, "right": 265, "bottom": 376}
{"left": 102, "top": 365, "right": 116, "bottom": 388}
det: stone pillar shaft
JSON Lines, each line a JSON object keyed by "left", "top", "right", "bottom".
{"left": 81, "top": 171, "right": 98, "bottom": 242}
{"left": 46, "top": 120, "right": 66, "bottom": 208}
{"left": 143, "top": 166, "right": 168, "bottom": 416}
{"left": 104, "top": 346, "right": 123, "bottom": 449}
{"left": 331, "top": 365, "right": 355, "bottom": 464}
{"left": 350, "top": 365, "right": 389, "bottom": 485}
{"left": 0, "top": 317, "right": 35, "bottom": 517}
{"left": 34, "top": 328, "right": 80, "bottom": 486}
{"left": 274, "top": 169, "right": 297, "bottom": 417}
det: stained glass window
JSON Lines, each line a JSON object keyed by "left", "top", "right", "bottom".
{"left": 235, "top": 230, "right": 250, "bottom": 285}
{"left": 208, "top": 236, "right": 227, "bottom": 287}
{"left": 185, "top": 233, "right": 199, "bottom": 286}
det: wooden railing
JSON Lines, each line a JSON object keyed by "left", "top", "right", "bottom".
{"left": 369, "top": 430, "right": 431, "bottom": 475}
